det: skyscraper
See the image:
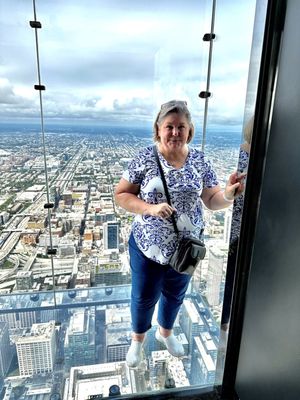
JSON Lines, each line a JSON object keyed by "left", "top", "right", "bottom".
{"left": 190, "top": 337, "right": 215, "bottom": 385}
{"left": 65, "top": 362, "right": 132, "bottom": 400}
{"left": 95, "top": 261, "right": 130, "bottom": 286}
{"left": 103, "top": 221, "right": 119, "bottom": 250}
{"left": 15, "top": 321, "right": 56, "bottom": 377}
{"left": 149, "top": 350, "right": 189, "bottom": 390}
{"left": 206, "top": 247, "right": 225, "bottom": 306}
{"left": 0, "top": 310, "right": 36, "bottom": 329}
{"left": 105, "top": 308, "right": 131, "bottom": 363}
{"left": 64, "top": 309, "right": 96, "bottom": 368}
{"left": 180, "top": 299, "right": 206, "bottom": 354}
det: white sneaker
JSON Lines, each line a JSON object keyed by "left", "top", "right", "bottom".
{"left": 126, "top": 340, "right": 144, "bottom": 368}
{"left": 155, "top": 329, "right": 185, "bottom": 357}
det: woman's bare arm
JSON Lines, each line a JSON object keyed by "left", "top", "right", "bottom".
{"left": 201, "top": 172, "right": 245, "bottom": 210}
{"left": 115, "top": 178, "right": 175, "bottom": 218}
{"left": 115, "top": 178, "right": 148, "bottom": 214}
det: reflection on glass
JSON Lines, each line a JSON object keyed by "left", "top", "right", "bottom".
{"left": 216, "top": 0, "right": 268, "bottom": 383}
{"left": 221, "top": 116, "right": 254, "bottom": 328}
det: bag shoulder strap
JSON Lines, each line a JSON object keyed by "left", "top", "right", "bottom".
{"left": 153, "top": 145, "right": 179, "bottom": 235}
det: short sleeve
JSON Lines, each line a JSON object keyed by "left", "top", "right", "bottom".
{"left": 202, "top": 156, "right": 219, "bottom": 188}
{"left": 122, "top": 147, "right": 151, "bottom": 185}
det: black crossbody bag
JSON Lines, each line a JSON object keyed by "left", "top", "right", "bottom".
{"left": 153, "top": 146, "right": 206, "bottom": 275}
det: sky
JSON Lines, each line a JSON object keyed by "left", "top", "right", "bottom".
{"left": 0, "top": 0, "right": 260, "bottom": 129}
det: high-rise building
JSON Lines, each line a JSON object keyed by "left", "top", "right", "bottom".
{"left": 190, "top": 337, "right": 215, "bottom": 386}
{"left": 149, "top": 350, "right": 189, "bottom": 390}
{"left": 128, "top": 364, "right": 148, "bottom": 394}
{"left": 64, "top": 362, "right": 132, "bottom": 400}
{"left": 199, "top": 331, "right": 218, "bottom": 362}
{"left": 106, "top": 329, "right": 131, "bottom": 363}
{"left": 0, "top": 310, "right": 36, "bottom": 329}
{"left": 149, "top": 351, "right": 167, "bottom": 389}
{"left": 39, "top": 301, "right": 60, "bottom": 323}
{"left": 38, "top": 234, "right": 60, "bottom": 248}
{"left": 62, "top": 191, "right": 73, "bottom": 206}
{"left": 75, "top": 271, "right": 91, "bottom": 287}
{"left": 0, "top": 322, "right": 13, "bottom": 377}
{"left": 0, "top": 212, "right": 9, "bottom": 226}
{"left": 58, "top": 240, "right": 76, "bottom": 258}
{"left": 95, "top": 261, "right": 130, "bottom": 286}
{"left": 16, "top": 271, "right": 33, "bottom": 291}
{"left": 206, "top": 247, "right": 225, "bottom": 306}
{"left": 64, "top": 309, "right": 95, "bottom": 368}
{"left": 180, "top": 299, "right": 206, "bottom": 353}
{"left": 103, "top": 221, "right": 119, "bottom": 250}
{"left": 105, "top": 308, "right": 131, "bottom": 363}
{"left": 0, "top": 313, "right": 18, "bottom": 330}
{"left": 15, "top": 321, "right": 56, "bottom": 377}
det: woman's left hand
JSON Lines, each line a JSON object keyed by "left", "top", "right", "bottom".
{"left": 224, "top": 171, "right": 246, "bottom": 201}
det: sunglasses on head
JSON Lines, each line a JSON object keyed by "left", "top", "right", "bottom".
{"left": 160, "top": 100, "right": 188, "bottom": 109}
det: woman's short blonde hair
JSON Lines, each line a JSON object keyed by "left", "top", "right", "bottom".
{"left": 153, "top": 100, "right": 195, "bottom": 143}
{"left": 244, "top": 116, "right": 254, "bottom": 144}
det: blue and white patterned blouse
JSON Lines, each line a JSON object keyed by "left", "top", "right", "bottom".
{"left": 230, "top": 148, "right": 249, "bottom": 243}
{"left": 122, "top": 145, "right": 219, "bottom": 265}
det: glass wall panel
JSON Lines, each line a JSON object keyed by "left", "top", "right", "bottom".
{"left": 211, "top": 0, "right": 268, "bottom": 384}
{"left": 205, "top": 0, "right": 256, "bottom": 325}
{"left": 0, "top": 0, "right": 263, "bottom": 398}
{"left": 0, "top": 0, "right": 213, "bottom": 294}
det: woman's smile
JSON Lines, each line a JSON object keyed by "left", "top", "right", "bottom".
{"left": 158, "top": 113, "right": 190, "bottom": 154}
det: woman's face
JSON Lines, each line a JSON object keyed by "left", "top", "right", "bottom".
{"left": 157, "top": 112, "right": 190, "bottom": 153}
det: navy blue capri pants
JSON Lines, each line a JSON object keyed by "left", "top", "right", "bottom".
{"left": 128, "top": 233, "right": 191, "bottom": 334}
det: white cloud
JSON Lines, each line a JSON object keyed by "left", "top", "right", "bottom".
{"left": 0, "top": 0, "right": 258, "bottom": 126}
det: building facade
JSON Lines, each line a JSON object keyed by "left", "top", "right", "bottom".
{"left": 15, "top": 321, "right": 56, "bottom": 377}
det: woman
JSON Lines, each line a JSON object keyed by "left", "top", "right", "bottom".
{"left": 221, "top": 116, "right": 253, "bottom": 331}
{"left": 115, "top": 100, "right": 244, "bottom": 367}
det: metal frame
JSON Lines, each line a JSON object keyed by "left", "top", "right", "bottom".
{"left": 221, "top": 0, "right": 287, "bottom": 398}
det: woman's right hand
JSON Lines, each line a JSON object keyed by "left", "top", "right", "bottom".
{"left": 115, "top": 178, "right": 175, "bottom": 218}
{"left": 144, "top": 203, "right": 176, "bottom": 219}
